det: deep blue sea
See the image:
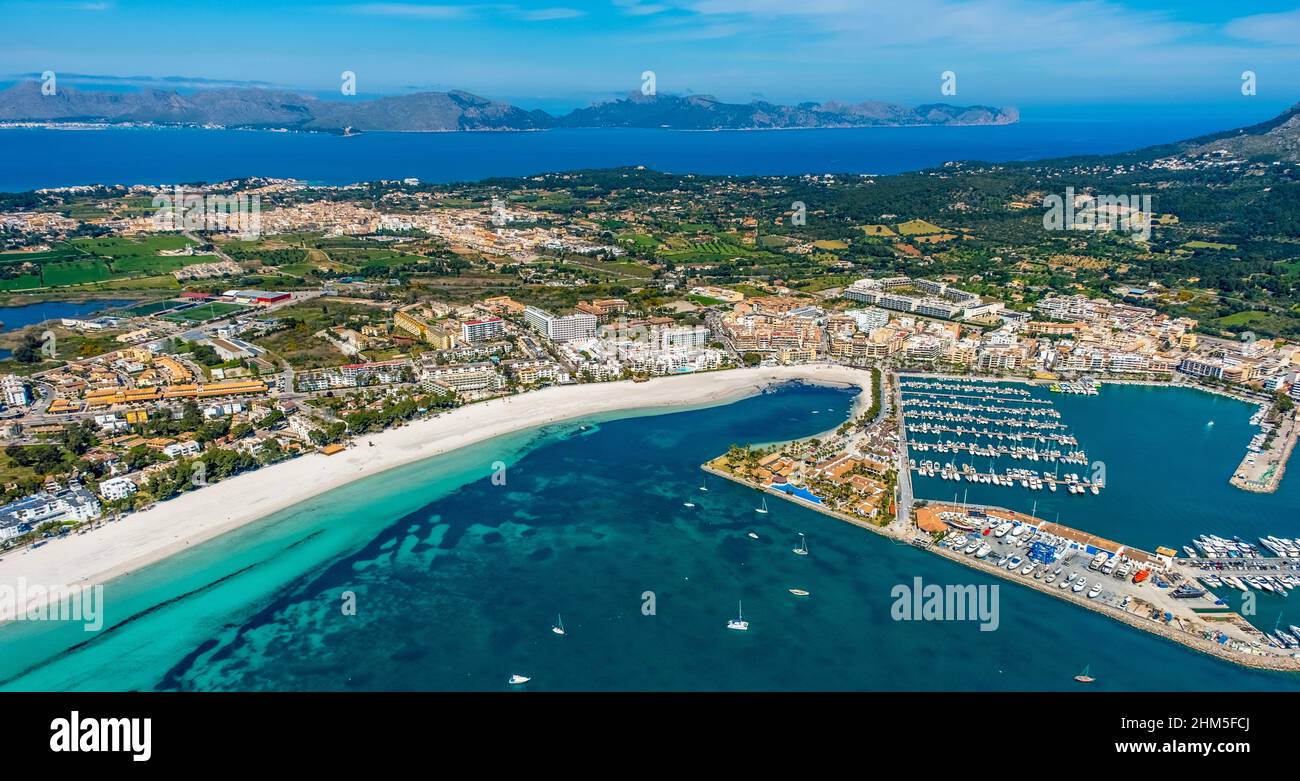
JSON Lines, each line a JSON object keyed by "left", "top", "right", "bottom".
{"left": 0, "top": 104, "right": 1283, "bottom": 191}
{"left": 2, "top": 382, "right": 1298, "bottom": 691}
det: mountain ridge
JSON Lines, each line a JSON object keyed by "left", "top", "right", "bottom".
{"left": 0, "top": 82, "right": 1018, "bottom": 132}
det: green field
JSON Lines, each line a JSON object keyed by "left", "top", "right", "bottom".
{"left": 160, "top": 302, "right": 248, "bottom": 323}
{"left": 124, "top": 300, "right": 183, "bottom": 316}
{"left": 40, "top": 260, "right": 116, "bottom": 287}
{"left": 1212, "top": 310, "right": 1271, "bottom": 327}
{"left": 0, "top": 274, "right": 45, "bottom": 291}
{"left": 896, "top": 219, "right": 946, "bottom": 236}
{"left": 70, "top": 235, "right": 196, "bottom": 258}
{"left": 0, "top": 236, "right": 203, "bottom": 290}
{"left": 616, "top": 233, "right": 658, "bottom": 250}
{"left": 1182, "top": 240, "right": 1238, "bottom": 251}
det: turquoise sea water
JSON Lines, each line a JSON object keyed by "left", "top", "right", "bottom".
{"left": 2, "top": 381, "right": 1299, "bottom": 691}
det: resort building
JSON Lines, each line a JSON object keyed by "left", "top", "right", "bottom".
{"left": 419, "top": 363, "right": 504, "bottom": 394}
{"left": 523, "top": 306, "right": 598, "bottom": 342}
{"left": 505, "top": 360, "right": 567, "bottom": 385}
{"left": 0, "top": 482, "right": 102, "bottom": 541}
{"left": 2, "top": 375, "right": 28, "bottom": 407}
{"left": 843, "top": 277, "right": 985, "bottom": 321}
{"left": 576, "top": 298, "right": 629, "bottom": 321}
{"left": 461, "top": 317, "right": 505, "bottom": 342}
{"left": 98, "top": 476, "right": 139, "bottom": 501}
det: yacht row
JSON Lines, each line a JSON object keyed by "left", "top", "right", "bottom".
{"left": 903, "top": 389, "right": 1054, "bottom": 406}
{"left": 1048, "top": 380, "right": 1101, "bottom": 395}
{"left": 902, "top": 398, "right": 1062, "bottom": 418}
{"left": 905, "top": 423, "right": 1079, "bottom": 446}
{"left": 912, "top": 460, "right": 1102, "bottom": 493}
{"left": 1198, "top": 572, "right": 1297, "bottom": 597}
{"left": 903, "top": 410, "right": 1068, "bottom": 430}
{"left": 900, "top": 381, "right": 1033, "bottom": 397}
{"left": 907, "top": 439, "right": 1089, "bottom": 464}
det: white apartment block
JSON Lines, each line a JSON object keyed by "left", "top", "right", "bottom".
{"left": 419, "top": 363, "right": 504, "bottom": 393}
{"left": 524, "top": 306, "right": 598, "bottom": 342}
{"left": 1, "top": 374, "right": 28, "bottom": 407}
{"left": 98, "top": 476, "right": 138, "bottom": 501}
{"left": 461, "top": 317, "right": 505, "bottom": 342}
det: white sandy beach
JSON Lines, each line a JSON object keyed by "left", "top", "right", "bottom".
{"left": 0, "top": 364, "right": 869, "bottom": 608}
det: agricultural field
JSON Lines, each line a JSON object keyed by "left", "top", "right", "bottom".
{"left": 0, "top": 236, "right": 205, "bottom": 291}
{"left": 616, "top": 233, "right": 658, "bottom": 251}
{"left": 564, "top": 256, "right": 654, "bottom": 279}
{"left": 895, "top": 219, "right": 946, "bottom": 236}
{"left": 1211, "top": 310, "right": 1274, "bottom": 328}
{"left": 857, "top": 224, "right": 898, "bottom": 237}
{"left": 1181, "top": 240, "right": 1238, "bottom": 251}
{"left": 70, "top": 235, "right": 196, "bottom": 258}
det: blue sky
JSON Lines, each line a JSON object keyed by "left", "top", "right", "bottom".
{"left": 3, "top": 0, "right": 1300, "bottom": 113}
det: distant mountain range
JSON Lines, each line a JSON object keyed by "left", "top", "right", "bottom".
{"left": 0, "top": 82, "right": 1018, "bottom": 132}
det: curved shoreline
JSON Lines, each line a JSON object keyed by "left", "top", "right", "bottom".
{"left": 0, "top": 364, "right": 869, "bottom": 616}
{"left": 703, "top": 463, "right": 1300, "bottom": 673}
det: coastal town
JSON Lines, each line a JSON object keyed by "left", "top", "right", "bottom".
{"left": 3, "top": 161, "right": 1300, "bottom": 671}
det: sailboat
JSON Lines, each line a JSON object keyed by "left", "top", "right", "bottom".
{"left": 793, "top": 533, "right": 809, "bottom": 556}
{"left": 747, "top": 531, "right": 760, "bottom": 539}
{"left": 699, "top": 476, "right": 709, "bottom": 492}
{"left": 552, "top": 614, "right": 565, "bottom": 636}
{"left": 1074, "top": 665, "right": 1095, "bottom": 683}
{"left": 508, "top": 674, "right": 531, "bottom": 685}
{"left": 726, "top": 601, "right": 749, "bottom": 631}
{"left": 755, "top": 497, "right": 768, "bottom": 514}
{"left": 683, "top": 497, "right": 696, "bottom": 508}
{"left": 788, "top": 588, "right": 810, "bottom": 597}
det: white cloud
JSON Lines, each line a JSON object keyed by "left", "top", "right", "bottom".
{"left": 344, "top": 3, "right": 467, "bottom": 18}
{"left": 1225, "top": 10, "right": 1300, "bottom": 46}
{"left": 613, "top": 0, "right": 671, "bottom": 15}
{"left": 523, "top": 7, "right": 585, "bottom": 20}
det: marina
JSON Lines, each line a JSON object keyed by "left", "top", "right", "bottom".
{"left": 1230, "top": 406, "right": 1300, "bottom": 494}
{"left": 902, "top": 379, "right": 1102, "bottom": 497}
{"left": 704, "top": 374, "right": 1300, "bottom": 671}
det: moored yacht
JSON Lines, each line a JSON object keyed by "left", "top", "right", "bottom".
{"left": 726, "top": 601, "right": 749, "bottom": 631}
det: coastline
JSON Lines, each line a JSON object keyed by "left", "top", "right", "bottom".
{"left": 0, "top": 364, "right": 869, "bottom": 615}
{"left": 702, "top": 464, "right": 1300, "bottom": 673}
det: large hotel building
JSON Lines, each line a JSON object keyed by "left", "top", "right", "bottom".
{"left": 523, "top": 306, "right": 598, "bottom": 342}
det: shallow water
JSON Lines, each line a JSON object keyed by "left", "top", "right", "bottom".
{"left": 2, "top": 382, "right": 1297, "bottom": 691}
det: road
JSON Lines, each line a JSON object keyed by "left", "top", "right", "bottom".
{"left": 891, "top": 369, "right": 915, "bottom": 527}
